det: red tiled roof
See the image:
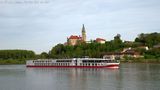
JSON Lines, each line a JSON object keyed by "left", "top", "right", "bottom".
{"left": 96, "top": 38, "right": 106, "bottom": 41}
{"left": 69, "top": 35, "right": 81, "bottom": 39}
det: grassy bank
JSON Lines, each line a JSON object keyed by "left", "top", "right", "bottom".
{"left": 0, "top": 59, "right": 26, "bottom": 65}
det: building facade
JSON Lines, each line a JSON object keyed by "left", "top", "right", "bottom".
{"left": 67, "top": 24, "right": 86, "bottom": 46}
{"left": 96, "top": 38, "right": 106, "bottom": 44}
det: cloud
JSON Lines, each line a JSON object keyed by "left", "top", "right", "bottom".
{"left": 0, "top": 0, "right": 160, "bottom": 53}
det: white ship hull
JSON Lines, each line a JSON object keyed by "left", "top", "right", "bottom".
{"left": 26, "top": 58, "right": 120, "bottom": 68}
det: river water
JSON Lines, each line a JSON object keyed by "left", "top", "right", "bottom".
{"left": 0, "top": 63, "right": 159, "bottom": 90}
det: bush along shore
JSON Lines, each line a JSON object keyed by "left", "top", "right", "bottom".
{"left": 0, "top": 50, "right": 35, "bottom": 65}
{"left": 0, "top": 59, "right": 26, "bottom": 65}
{"left": 120, "top": 58, "right": 160, "bottom": 63}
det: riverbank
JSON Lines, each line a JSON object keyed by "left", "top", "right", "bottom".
{"left": 0, "top": 59, "right": 25, "bottom": 65}
{"left": 0, "top": 59, "right": 160, "bottom": 65}
{"left": 120, "top": 59, "right": 160, "bottom": 63}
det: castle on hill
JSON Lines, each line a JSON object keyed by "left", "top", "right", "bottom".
{"left": 66, "top": 24, "right": 106, "bottom": 46}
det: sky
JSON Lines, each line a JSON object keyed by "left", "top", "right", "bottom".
{"left": 0, "top": 0, "right": 160, "bottom": 54}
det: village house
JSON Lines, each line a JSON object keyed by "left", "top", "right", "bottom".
{"left": 103, "top": 52, "right": 122, "bottom": 60}
{"left": 103, "top": 48, "right": 142, "bottom": 60}
{"left": 153, "top": 44, "right": 160, "bottom": 48}
{"left": 96, "top": 38, "right": 106, "bottom": 44}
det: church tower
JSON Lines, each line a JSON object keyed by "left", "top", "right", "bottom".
{"left": 82, "top": 24, "right": 86, "bottom": 42}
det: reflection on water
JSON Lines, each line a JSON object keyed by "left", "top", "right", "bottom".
{"left": 26, "top": 68, "right": 120, "bottom": 90}
{"left": 0, "top": 64, "right": 159, "bottom": 90}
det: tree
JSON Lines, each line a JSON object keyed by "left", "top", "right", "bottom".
{"left": 40, "top": 52, "right": 49, "bottom": 59}
{"left": 0, "top": 50, "right": 35, "bottom": 60}
{"left": 135, "top": 32, "right": 160, "bottom": 47}
{"left": 48, "top": 32, "right": 160, "bottom": 59}
{"left": 144, "top": 48, "right": 160, "bottom": 59}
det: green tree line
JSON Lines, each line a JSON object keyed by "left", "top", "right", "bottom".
{"left": 0, "top": 50, "right": 35, "bottom": 60}
{"left": 0, "top": 32, "right": 160, "bottom": 64}
{"left": 48, "top": 34, "right": 124, "bottom": 58}
{"left": 135, "top": 32, "right": 160, "bottom": 47}
{"left": 46, "top": 32, "right": 160, "bottom": 59}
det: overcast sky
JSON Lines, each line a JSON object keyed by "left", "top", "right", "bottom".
{"left": 0, "top": 0, "right": 160, "bottom": 54}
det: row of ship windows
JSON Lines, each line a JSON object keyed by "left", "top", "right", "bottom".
{"left": 82, "top": 60, "right": 117, "bottom": 63}
{"left": 80, "top": 63, "right": 103, "bottom": 66}
{"left": 34, "top": 63, "right": 70, "bottom": 66}
{"left": 56, "top": 60, "right": 72, "bottom": 62}
{"left": 33, "top": 60, "right": 118, "bottom": 63}
{"left": 33, "top": 60, "right": 73, "bottom": 62}
{"left": 33, "top": 61, "right": 52, "bottom": 63}
{"left": 34, "top": 63, "right": 104, "bottom": 66}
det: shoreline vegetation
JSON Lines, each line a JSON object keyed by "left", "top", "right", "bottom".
{"left": 121, "top": 59, "right": 160, "bottom": 63}
{"left": 0, "top": 59, "right": 26, "bottom": 65}
{"left": 0, "top": 59, "right": 160, "bottom": 65}
{"left": 0, "top": 32, "right": 160, "bottom": 65}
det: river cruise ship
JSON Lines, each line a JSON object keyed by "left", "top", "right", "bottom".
{"left": 26, "top": 58, "right": 120, "bottom": 68}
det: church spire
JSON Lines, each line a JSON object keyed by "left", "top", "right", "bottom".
{"left": 82, "top": 24, "right": 85, "bottom": 33}
{"left": 82, "top": 24, "right": 86, "bottom": 42}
